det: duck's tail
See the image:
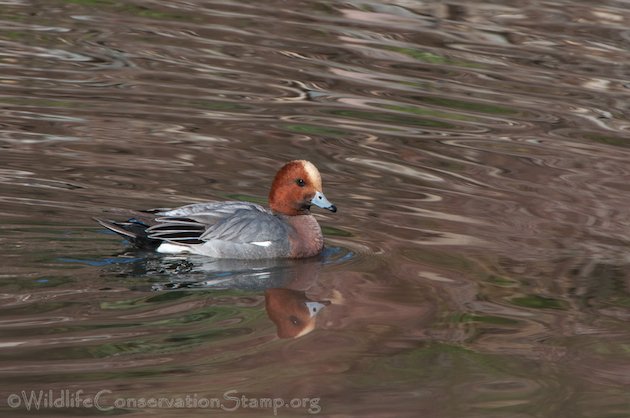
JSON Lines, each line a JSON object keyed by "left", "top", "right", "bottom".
{"left": 94, "top": 217, "right": 160, "bottom": 249}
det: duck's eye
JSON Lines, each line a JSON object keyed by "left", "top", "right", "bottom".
{"left": 295, "top": 178, "right": 306, "bottom": 187}
{"left": 289, "top": 315, "right": 300, "bottom": 326}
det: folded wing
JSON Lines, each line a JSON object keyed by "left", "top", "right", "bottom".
{"left": 146, "top": 202, "right": 289, "bottom": 246}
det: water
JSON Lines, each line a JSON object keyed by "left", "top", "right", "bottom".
{"left": 2, "top": 0, "right": 630, "bottom": 416}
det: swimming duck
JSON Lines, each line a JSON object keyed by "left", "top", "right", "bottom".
{"left": 95, "top": 160, "right": 337, "bottom": 259}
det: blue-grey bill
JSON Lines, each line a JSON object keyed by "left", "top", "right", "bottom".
{"left": 311, "top": 191, "right": 337, "bottom": 212}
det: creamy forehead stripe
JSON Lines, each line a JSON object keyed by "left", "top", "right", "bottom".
{"left": 300, "top": 160, "right": 322, "bottom": 189}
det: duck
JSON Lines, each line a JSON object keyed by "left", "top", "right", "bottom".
{"left": 95, "top": 160, "right": 337, "bottom": 259}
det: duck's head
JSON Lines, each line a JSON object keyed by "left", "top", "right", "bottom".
{"left": 269, "top": 160, "right": 337, "bottom": 216}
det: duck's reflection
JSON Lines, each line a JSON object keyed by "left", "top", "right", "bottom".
{"left": 154, "top": 256, "right": 335, "bottom": 338}
{"left": 95, "top": 248, "right": 344, "bottom": 339}
{"left": 264, "top": 288, "right": 330, "bottom": 338}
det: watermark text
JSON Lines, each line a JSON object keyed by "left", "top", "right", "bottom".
{"left": 6, "top": 389, "right": 321, "bottom": 415}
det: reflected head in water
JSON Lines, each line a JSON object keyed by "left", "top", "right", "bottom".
{"left": 265, "top": 288, "right": 330, "bottom": 338}
{"left": 95, "top": 160, "right": 337, "bottom": 259}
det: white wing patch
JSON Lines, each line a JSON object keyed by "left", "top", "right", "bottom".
{"left": 250, "top": 241, "right": 272, "bottom": 247}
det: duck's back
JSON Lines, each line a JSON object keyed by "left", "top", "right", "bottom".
{"left": 149, "top": 202, "right": 293, "bottom": 259}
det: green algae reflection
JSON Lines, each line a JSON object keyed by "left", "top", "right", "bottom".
{"left": 283, "top": 124, "right": 350, "bottom": 137}
{"left": 452, "top": 313, "right": 520, "bottom": 326}
{"left": 510, "top": 294, "right": 567, "bottom": 310}
{"left": 416, "top": 96, "right": 518, "bottom": 116}
{"left": 329, "top": 109, "right": 455, "bottom": 129}
{"left": 583, "top": 133, "right": 630, "bottom": 149}
{"left": 384, "top": 47, "right": 485, "bottom": 69}
{"left": 62, "top": 0, "right": 198, "bottom": 21}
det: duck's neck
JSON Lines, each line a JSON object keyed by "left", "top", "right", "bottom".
{"left": 283, "top": 214, "right": 324, "bottom": 258}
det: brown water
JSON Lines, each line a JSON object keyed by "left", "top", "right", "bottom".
{"left": 2, "top": 0, "right": 630, "bottom": 416}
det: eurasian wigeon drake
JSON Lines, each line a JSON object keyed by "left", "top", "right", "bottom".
{"left": 95, "top": 160, "right": 337, "bottom": 259}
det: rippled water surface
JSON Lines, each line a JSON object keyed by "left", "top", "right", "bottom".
{"left": 2, "top": 0, "right": 630, "bottom": 416}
